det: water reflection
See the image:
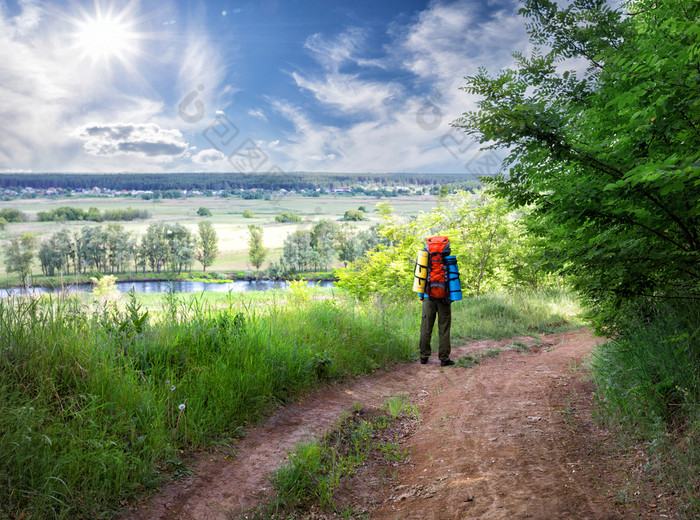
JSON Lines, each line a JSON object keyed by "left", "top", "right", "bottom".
{"left": 1, "top": 279, "right": 335, "bottom": 298}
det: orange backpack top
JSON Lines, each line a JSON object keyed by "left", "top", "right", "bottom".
{"left": 424, "top": 236, "right": 451, "bottom": 300}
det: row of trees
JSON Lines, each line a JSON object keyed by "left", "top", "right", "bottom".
{"left": 37, "top": 206, "right": 150, "bottom": 222}
{"left": 4, "top": 221, "right": 219, "bottom": 281}
{"left": 269, "top": 220, "right": 384, "bottom": 275}
{"left": 0, "top": 172, "right": 483, "bottom": 193}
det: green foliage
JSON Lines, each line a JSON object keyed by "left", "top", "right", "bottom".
{"left": 279, "top": 230, "right": 314, "bottom": 273}
{"left": 0, "top": 294, "right": 417, "bottom": 518}
{"left": 275, "top": 212, "right": 302, "bottom": 223}
{"left": 196, "top": 207, "right": 212, "bottom": 217}
{"left": 0, "top": 208, "right": 25, "bottom": 222}
{"left": 247, "top": 224, "right": 267, "bottom": 270}
{"left": 91, "top": 274, "right": 119, "bottom": 302}
{"left": 0, "top": 218, "right": 6, "bottom": 230}
{"left": 455, "top": 0, "right": 700, "bottom": 324}
{"left": 195, "top": 221, "right": 219, "bottom": 272}
{"left": 337, "top": 191, "right": 534, "bottom": 300}
{"left": 342, "top": 209, "right": 365, "bottom": 221}
{"left": 454, "top": 1, "right": 700, "bottom": 511}
{"left": 591, "top": 301, "right": 699, "bottom": 516}
{"left": 286, "top": 280, "right": 319, "bottom": 304}
{"left": 37, "top": 206, "right": 149, "bottom": 222}
{"left": 242, "top": 209, "right": 254, "bottom": 218}
{"left": 4, "top": 233, "right": 37, "bottom": 283}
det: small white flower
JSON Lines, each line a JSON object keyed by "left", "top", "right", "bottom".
{"left": 171, "top": 385, "right": 176, "bottom": 392}
{"left": 179, "top": 403, "right": 186, "bottom": 411}
{"left": 165, "top": 380, "right": 170, "bottom": 384}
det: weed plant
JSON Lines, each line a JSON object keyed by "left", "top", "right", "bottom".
{"left": 591, "top": 300, "right": 699, "bottom": 517}
{"left": 252, "top": 398, "right": 418, "bottom": 518}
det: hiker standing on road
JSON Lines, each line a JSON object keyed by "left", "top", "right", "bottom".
{"left": 416, "top": 236, "right": 456, "bottom": 366}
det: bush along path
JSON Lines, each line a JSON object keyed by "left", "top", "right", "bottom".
{"left": 122, "top": 330, "right": 681, "bottom": 520}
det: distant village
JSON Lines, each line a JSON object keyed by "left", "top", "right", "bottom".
{"left": 1, "top": 184, "right": 427, "bottom": 199}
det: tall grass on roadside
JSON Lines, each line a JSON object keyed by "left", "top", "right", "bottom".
{"left": 591, "top": 301, "right": 699, "bottom": 517}
{"left": 0, "top": 293, "right": 415, "bottom": 519}
{"left": 449, "top": 288, "right": 584, "bottom": 340}
{"left": 0, "top": 288, "right": 583, "bottom": 519}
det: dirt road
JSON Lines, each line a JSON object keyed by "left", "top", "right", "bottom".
{"left": 123, "top": 329, "right": 671, "bottom": 520}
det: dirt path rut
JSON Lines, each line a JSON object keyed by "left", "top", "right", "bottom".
{"left": 123, "top": 330, "right": 651, "bottom": 520}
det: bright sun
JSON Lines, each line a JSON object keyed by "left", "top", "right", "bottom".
{"left": 73, "top": 5, "right": 139, "bottom": 62}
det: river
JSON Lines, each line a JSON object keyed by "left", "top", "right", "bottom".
{"left": 1, "top": 279, "right": 336, "bottom": 298}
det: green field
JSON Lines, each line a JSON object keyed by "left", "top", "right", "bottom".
{"left": 0, "top": 194, "right": 440, "bottom": 275}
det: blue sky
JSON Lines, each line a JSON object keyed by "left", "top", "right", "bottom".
{"left": 0, "top": 0, "right": 531, "bottom": 174}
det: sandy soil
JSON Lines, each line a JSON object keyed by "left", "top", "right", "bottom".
{"left": 122, "top": 329, "right": 678, "bottom": 520}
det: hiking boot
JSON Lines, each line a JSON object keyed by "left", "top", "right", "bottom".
{"left": 440, "top": 359, "right": 455, "bottom": 366}
{"left": 420, "top": 358, "right": 429, "bottom": 364}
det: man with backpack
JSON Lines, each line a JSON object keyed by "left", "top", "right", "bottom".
{"left": 417, "top": 236, "right": 456, "bottom": 366}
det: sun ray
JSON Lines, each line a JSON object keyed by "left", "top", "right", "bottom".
{"left": 69, "top": 1, "right": 142, "bottom": 65}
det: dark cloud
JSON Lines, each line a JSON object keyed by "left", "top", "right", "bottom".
{"left": 77, "top": 123, "right": 188, "bottom": 159}
{"left": 118, "top": 141, "right": 187, "bottom": 157}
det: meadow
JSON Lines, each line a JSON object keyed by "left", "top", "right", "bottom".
{"left": 0, "top": 288, "right": 584, "bottom": 519}
{"left": 0, "top": 194, "right": 439, "bottom": 276}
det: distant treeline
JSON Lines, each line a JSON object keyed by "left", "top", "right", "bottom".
{"left": 37, "top": 207, "right": 150, "bottom": 222}
{"left": 0, "top": 172, "right": 484, "bottom": 192}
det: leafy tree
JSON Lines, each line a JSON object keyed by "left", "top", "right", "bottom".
{"left": 196, "top": 221, "right": 219, "bottom": 272}
{"left": 334, "top": 224, "right": 365, "bottom": 267}
{"left": 86, "top": 207, "right": 102, "bottom": 222}
{"left": 140, "top": 222, "right": 170, "bottom": 274}
{"left": 0, "top": 217, "right": 6, "bottom": 230}
{"left": 310, "top": 219, "right": 337, "bottom": 270}
{"left": 454, "top": 0, "right": 700, "bottom": 323}
{"left": 4, "top": 233, "right": 37, "bottom": 284}
{"left": 274, "top": 212, "right": 302, "bottom": 223}
{"left": 247, "top": 224, "right": 267, "bottom": 270}
{"left": 197, "top": 207, "right": 212, "bottom": 217}
{"left": 242, "top": 209, "right": 254, "bottom": 218}
{"left": 280, "top": 230, "right": 314, "bottom": 273}
{"left": 165, "top": 223, "right": 195, "bottom": 274}
{"left": 105, "top": 223, "right": 135, "bottom": 274}
{"left": 38, "top": 230, "right": 74, "bottom": 277}
{"left": 342, "top": 209, "right": 365, "bottom": 221}
{"left": 79, "top": 226, "right": 108, "bottom": 272}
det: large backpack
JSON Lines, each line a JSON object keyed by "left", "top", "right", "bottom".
{"left": 424, "top": 236, "right": 451, "bottom": 300}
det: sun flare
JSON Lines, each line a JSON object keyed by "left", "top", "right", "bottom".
{"left": 73, "top": 5, "right": 139, "bottom": 63}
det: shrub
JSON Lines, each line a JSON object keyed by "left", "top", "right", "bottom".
{"left": 342, "top": 209, "right": 365, "bottom": 221}
{"left": 0, "top": 208, "right": 25, "bottom": 223}
{"left": 275, "top": 212, "right": 302, "bottom": 223}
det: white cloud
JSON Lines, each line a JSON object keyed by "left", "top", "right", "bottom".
{"left": 292, "top": 72, "right": 401, "bottom": 116}
{"left": 248, "top": 108, "right": 268, "bottom": 121}
{"left": 192, "top": 148, "right": 225, "bottom": 164}
{"left": 271, "top": 1, "right": 529, "bottom": 173}
{"left": 76, "top": 123, "right": 188, "bottom": 159}
{"left": 304, "top": 28, "right": 383, "bottom": 72}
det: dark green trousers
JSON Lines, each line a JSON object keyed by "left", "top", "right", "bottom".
{"left": 419, "top": 298, "right": 452, "bottom": 362}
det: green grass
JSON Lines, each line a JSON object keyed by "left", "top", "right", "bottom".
{"left": 245, "top": 397, "right": 417, "bottom": 518}
{"left": 448, "top": 288, "right": 585, "bottom": 342}
{"left": 0, "top": 288, "right": 583, "bottom": 518}
{"left": 590, "top": 301, "right": 699, "bottom": 518}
